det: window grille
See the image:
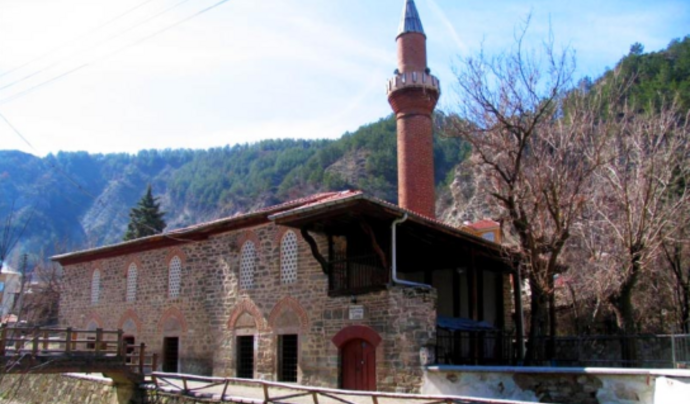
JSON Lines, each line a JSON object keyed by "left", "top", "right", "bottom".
{"left": 278, "top": 334, "right": 298, "bottom": 382}
{"left": 91, "top": 269, "right": 100, "bottom": 305}
{"left": 126, "top": 263, "right": 137, "bottom": 302}
{"left": 281, "top": 231, "right": 298, "bottom": 284}
{"left": 169, "top": 256, "right": 182, "bottom": 298}
{"left": 239, "top": 241, "right": 256, "bottom": 289}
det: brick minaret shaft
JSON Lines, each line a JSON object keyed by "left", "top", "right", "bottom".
{"left": 387, "top": 0, "right": 440, "bottom": 218}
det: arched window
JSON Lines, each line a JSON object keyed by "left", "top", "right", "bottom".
{"left": 169, "top": 256, "right": 182, "bottom": 298}
{"left": 91, "top": 269, "right": 101, "bottom": 305}
{"left": 280, "top": 231, "right": 298, "bottom": 284}
{"left": 239, "top": 241, "right": 256, "bottom": 290}
{"left": 126, "top": 263, "right": 138, "bottom": 302}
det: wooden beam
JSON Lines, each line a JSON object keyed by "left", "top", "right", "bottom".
{"left": 300, "top": 227, "right": 330, "bottom": 275}
{"left": 357, "top": 218, "right": 389, "bottom": 270}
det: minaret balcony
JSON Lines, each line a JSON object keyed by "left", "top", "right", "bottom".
{"left": 386, "top": 71, "right": 441, "bottom": 96}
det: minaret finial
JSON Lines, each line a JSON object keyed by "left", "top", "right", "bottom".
{"left": 398, "top": 0, "right": 425, "bottom": 38}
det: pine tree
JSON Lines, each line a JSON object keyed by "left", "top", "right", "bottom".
{"left": 123, "top": 185, "right": 166, "bottom": 241}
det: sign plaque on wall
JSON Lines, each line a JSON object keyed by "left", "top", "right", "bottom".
{"left": 349, "top": 305, "right": 364, "bottom": 320}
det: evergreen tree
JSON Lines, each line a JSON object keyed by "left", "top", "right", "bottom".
{"left": 123, "top": 185, "right": 166, "bottom": 241}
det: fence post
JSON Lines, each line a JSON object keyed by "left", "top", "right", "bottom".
{"left": 32, "top": 330, "right": 39, "bottom": 356}
{"left": 221, "top": 380, "right": 229, "bottom": 400}
{"left": 139, "top": 343, "right": 146, "bottom": 374}
{"left": 0, "top": 324, "right": 6, "bottom": 356}
{"left": 95, "top": 328, "right": 103, "bottom": 355}
{"left": 65, "top": 328, "right": 73, "bottom": 353}
{"left": 117, "top": 329, "right": 124, "bottom": 358}
{"left": 671, "top": 335, "right": 677, "bottom": 368}
{"left": 152, "top": 353, "right": 158, "bottom": 373}
{"left": 42, "top": 330, "right": 49, "bottom": 350}
{"left": 262, "top": 383, "right": 270, "bottom": 402}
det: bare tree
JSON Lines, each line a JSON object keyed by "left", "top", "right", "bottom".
{"left": 0, "top": 200, "right": 32, "bottom": 270}
{"left": 662, "top": 225, "right": 690, "bottom": 333}
{"left": 14, "top": 258, "right": 62, "bottom": 327}
{"left": 444, "top": 22, "right": 615, "bottom": 361}
{"left": 581, "top": 104, "right": 690, "bottom": 339}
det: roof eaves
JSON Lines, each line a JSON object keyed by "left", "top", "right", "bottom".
{"left": 268, "top": 191, "right": 365, "bottom": 221}
{"left": 269, "top": 192, "right": 503, "bottom": 253}
{"left": 51, "top": 192, "right": 346, "bottom": 264}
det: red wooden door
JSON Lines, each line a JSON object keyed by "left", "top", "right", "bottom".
{"left": 341, "top": 338, "right": 376, "bottom": 391}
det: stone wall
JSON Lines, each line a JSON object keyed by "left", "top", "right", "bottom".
{"left": 59, "top": 222, "right": 439, "bottom": 392}
{"left": 422, "top": 366, "right": 690, "bottom": 404}
{"left": 0, "top": 374, "right": 124, "bottom": 404}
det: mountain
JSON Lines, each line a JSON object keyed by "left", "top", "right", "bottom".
{"left": 0, "top": 116, "right": 467, "bottom": 264}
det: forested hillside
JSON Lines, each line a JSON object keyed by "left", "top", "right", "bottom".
{"left": 614, "top": 37, "right": 690, "bottom": 109}
{"left": 0, "top": 116, "right": 467, "bottom": 264}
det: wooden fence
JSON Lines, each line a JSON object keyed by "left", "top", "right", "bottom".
{"left": 0, "top": 325, "right": 157, "bottom": 375}
{"left": 150, "top": 372, "right": 535, "bottom": 404}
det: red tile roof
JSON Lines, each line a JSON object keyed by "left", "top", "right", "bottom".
{"left": 52, "top": 189, "right": 503, "bottom": 265}
{"left": 468, "top": 219, "right": 500, "bottom": 230}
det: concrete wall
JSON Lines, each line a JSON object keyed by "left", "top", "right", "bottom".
{"left": 422, "top": 366, "right": 690, "bottom": 404}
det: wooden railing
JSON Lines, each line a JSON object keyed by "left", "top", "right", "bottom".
{"left": 0, "top": 325, "right": 157, "bottom": 375}
{"left": 150, "top": 372, "right": 534, "bottom": 404}
{"left": 0, "top": 326, "right": 122, "bottom": 357}
{"left": 328, "top": 253, "right": 388, "bottom": 296}
{"left": 125, "top": 342, "right": 158, "bottom": 374}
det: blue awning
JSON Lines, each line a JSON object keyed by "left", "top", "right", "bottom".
{"left": 437, "top": 316, "right": 496, "bottom": 331}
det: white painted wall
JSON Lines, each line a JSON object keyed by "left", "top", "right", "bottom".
{"left": 654, "top": 377, "right": 690, "bottom": 404}
{"left": 423, "top": 366, "right": 690, "bottom": 404}
{"left": 422, "top": 369, "right": 538, "bottom": 402}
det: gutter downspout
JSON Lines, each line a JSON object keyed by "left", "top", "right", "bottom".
{"left": 391, "top": 214, "right": 432, "bottom": 288}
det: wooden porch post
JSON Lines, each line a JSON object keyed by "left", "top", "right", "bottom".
{"left": 513, "top": 268, "right": 526, "bottom": 363}
{"left": 0, "top": 324, "right": 6, "bottom": 356}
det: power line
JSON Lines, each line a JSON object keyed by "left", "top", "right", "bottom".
{"left": 0, "top": 110, "right": 103, "bottom": 202}
{"left": 0, "top": 112, "right": 37, "bottom": 151}
{"left": 0, "top": 111, "right": 201, "bottom": 243}
{"left": 0, "top": 0, "right": 232, "bottom": 106}
{"left": 0, "top": 0, "right": 161, "bottom": 80}
{"left": 0, "top": 0, "right": 195, "bottom": 95}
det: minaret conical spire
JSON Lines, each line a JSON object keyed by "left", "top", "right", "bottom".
{"left": 387, "top": 0, "right": 440, "bottom": 218}
{"left": 398, "top": 0, "right": 425, "bottom": 37}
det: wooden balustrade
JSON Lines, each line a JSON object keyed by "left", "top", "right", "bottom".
{"left": 0, "top": 325, "right": 156, "bottom": 375}
{"left": 151, "top": 372, "right": 529, "bottom": 404}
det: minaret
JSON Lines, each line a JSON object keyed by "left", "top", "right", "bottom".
{"left": 387, "top": 0, "right": 440, "bottom": 218}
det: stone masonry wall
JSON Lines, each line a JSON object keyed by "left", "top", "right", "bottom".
{"left": 0, "top": 374, "right": 123, "bottom": 404}
{"left": 59, "top": 222, "right": 439, "bottom": 393}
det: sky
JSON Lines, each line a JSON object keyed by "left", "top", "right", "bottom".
{"left": 0, "top": 0, "right": 688, "bottom": 156}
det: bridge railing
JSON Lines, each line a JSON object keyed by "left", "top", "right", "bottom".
{"left": 0, "top": 326, "right": 123, "bottom": 357}
{"left": 125, "top": 342, "right": 158, "bottom": 375}
{"left": 0, "top": 325, "right": 157, "bottom": 374}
